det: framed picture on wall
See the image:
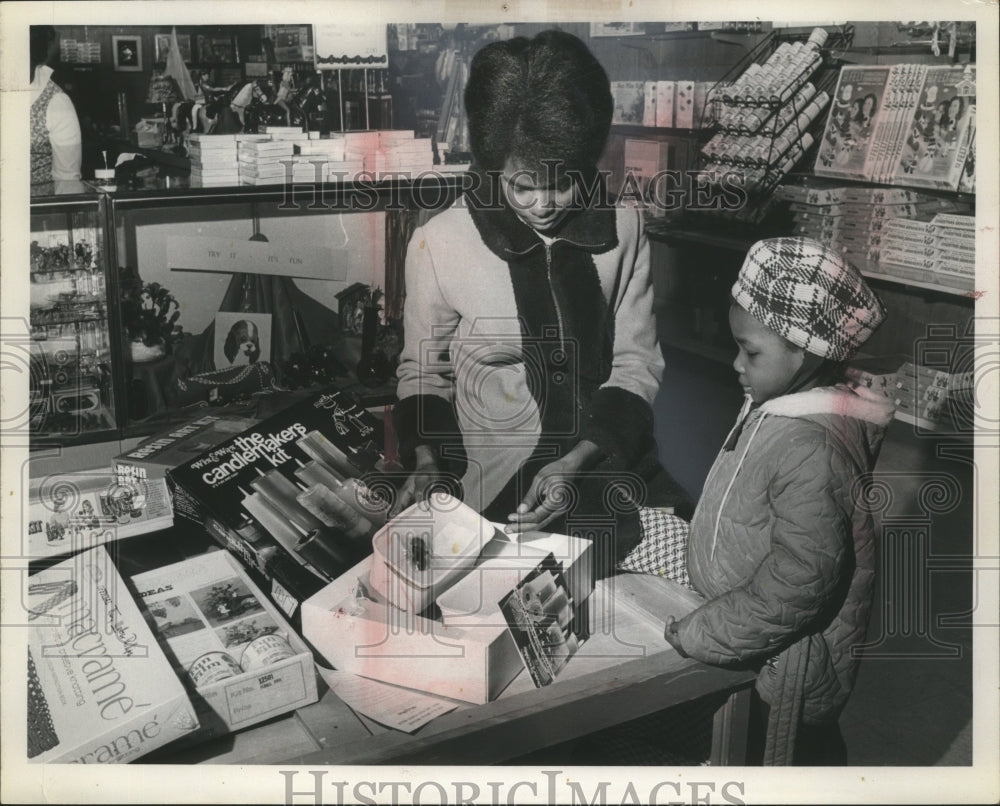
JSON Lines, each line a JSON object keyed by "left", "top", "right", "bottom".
{"left": 196, "top": 34, "right": 235, "bottom": 64}
{"left": 214, "top": 312, "right": 272, "bottom": 370}
{"left": 154, "top": 33, "right": 192, "bottom": 64}
{"left": 112, "top": 35, "right": 143, "bottom": 71}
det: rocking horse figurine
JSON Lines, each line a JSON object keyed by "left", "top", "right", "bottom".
{"left": 185, "top": 70, "right": 238, "bottom": 134}
{"left": 223, "top": 79, "right": 270, "bottom": 133}
{"left": 297, "top": 75, "right": 330, "bottom": 132}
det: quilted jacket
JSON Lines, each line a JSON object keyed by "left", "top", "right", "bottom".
{"left": 675, "top": 384, "right": 894, "bottom": 764}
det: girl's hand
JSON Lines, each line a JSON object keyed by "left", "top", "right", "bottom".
{"left": 504, "top": 441, "right": 603, "bottom": 533}
{"left": 664, "top": 615, "right": 689, "bottom": 658}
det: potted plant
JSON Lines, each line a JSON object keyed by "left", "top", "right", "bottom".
{"left": 119, "top": 266, "right": 182, "bottom": 362}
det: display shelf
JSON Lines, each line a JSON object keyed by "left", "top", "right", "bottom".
{"left": 611, "top": 123, "right": 706, "bottom": 137}
{"left": 99, "top": 173, "right": 464, "bottom": 207}
{"left": 780, "top": 171, "right": 976, "bottom": 206}
{"left": 29, "top": 193, "right": 119, "bottom": 448}
{"left": 893, "top": 408, "right": 971, "bottom": 435}
{"left": 859, "top": 265, "right": 975, "bottom": 298}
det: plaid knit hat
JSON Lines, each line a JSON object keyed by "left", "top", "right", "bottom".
{"left": 732, "top": 237, "right": 886, "bottom": 361}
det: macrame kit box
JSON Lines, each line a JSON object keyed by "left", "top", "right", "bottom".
{"left": 129, "top": 549, "right": 318, "bottom": 742}
{"left": 26, "top": 546, "right": 200, "bottom": 764}
{"left": 302, "top": 531, "right": 594, "bottom": 704}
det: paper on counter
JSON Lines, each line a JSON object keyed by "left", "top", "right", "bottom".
{"left": 315, "top": 664, "right": 458, "bottom": 733}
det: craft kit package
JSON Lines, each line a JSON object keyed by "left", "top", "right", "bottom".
{"left": 130, "top": 549, "right": 318, "bottom": 741}
{"left": 112, "top": 404, "right": 259, "bottom": 482}
{"left": 26, "top": 546, "right": 199, "bottom": 763}
{"left": 302, "top": 503, "right": 594, "bottom": 704}
{"left": 166, "top": 387, "right": 387, "bottom": 621}
{"left": 26, "top": 471, "right": 173, "bottom": 560}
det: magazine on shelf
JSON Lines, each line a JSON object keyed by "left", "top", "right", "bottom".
{"left": 165, "top": 387, "right": 387, "bottom": 620}
{"left": 27, "top": 471, "right": 173, "bottom": 560}
{"left": 815, "top": 65, "right": 892, "bottom": 182}
{"left": 894, "top": 64, "right": 977, "bottom": 190}
{"left": 26, "top": 546, "right": 199, "bottom": 763}
{"left": 611, "top": 81, "right": 646, "bottom": 125}
{"left": 815, "top": 63, "right": 977, "bottom": 192}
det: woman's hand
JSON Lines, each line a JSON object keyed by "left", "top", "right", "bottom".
{"left": 389, "top": 445, "right": 444, "bottom": 518}
{"left": 504, "top": 440, "right": 603, "bottom": 533}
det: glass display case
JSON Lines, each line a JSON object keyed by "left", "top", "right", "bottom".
{"left": 29, "top": 187, "right": 119, "bottom": 445}
{"left": 29, "top": 175, "right": 463, "bottom": 446}
{"left": 107, "top": 175, "right": 461, "bottom": 437}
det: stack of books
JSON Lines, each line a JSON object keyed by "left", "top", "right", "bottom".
{"left": 775, "top": 183, "right": 973, "bottom": 288}
{"left": 186, "top": 133, "right": 240, "bottom": 186}
{"left": 254, "top": 127, "right": 322, "bottom": 183}
{"left": 370, "top": 131, "right": 435, "bottom": 175}
{"left": 237, "top": 138, "right": 295, "bottom": 185}
{"left": 292, "top": 135, "right": 357, "bottom": 182}
{"left": 926, "top": 213, "right": 976, "bottom": 280}
{"left": 296, "top": 134, "right": 347, "bottom": 161}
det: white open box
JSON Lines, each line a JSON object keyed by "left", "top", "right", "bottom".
{"left": 130, "top": 550, "right": 318, "bottom": 741}
{"left": 368, "top": 496, "right": 496, "bottom": 613}
{"left": 302, "top": 532, "right": 593, "bottom": 704}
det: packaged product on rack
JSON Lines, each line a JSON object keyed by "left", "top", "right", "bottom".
{"left": 611, "top": 80, "right": 646, "bottom": 125}
{"left": 816, "top": 63, "right": 976, "bottom": 191}
{"left": 893, "top": 64, "right": 976, "bottom": 190}
{"left": 166, "top": 387, "right": 387, "bottom": 620}
{"left": 815, "top": 65, "right": 892, "bottom": 182}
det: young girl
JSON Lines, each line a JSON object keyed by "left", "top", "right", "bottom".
{"left": 622, "top": 237, "right": 892, "bottom": 765}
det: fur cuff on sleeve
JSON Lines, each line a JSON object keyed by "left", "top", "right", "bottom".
{"left": 580, "top": 386, "right": 655, "bottom": 469}
{"left": 392, "top": 394, "right": 467, "bottom": 474}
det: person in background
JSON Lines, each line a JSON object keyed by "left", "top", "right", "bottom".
{"left": 30, "top": 25, "right": 82, "bottom": 184}
{"left": 391, "top": 30, "right": 680, "bottom": 569}
{"left": 621, "top": 237, "right": 891, "bottom": 765}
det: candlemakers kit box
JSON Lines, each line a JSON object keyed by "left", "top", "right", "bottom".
{"left": 130, "top": 549, "right": 318, "bottom": 741}
{"left": 166, "top": 388, "right": 387, "bottom": 621}
{"left": 25, "top": 546, "right": 199, "bottom": 763}
{"left": 302, "top": 496, "right": 594, "bottom": 704}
